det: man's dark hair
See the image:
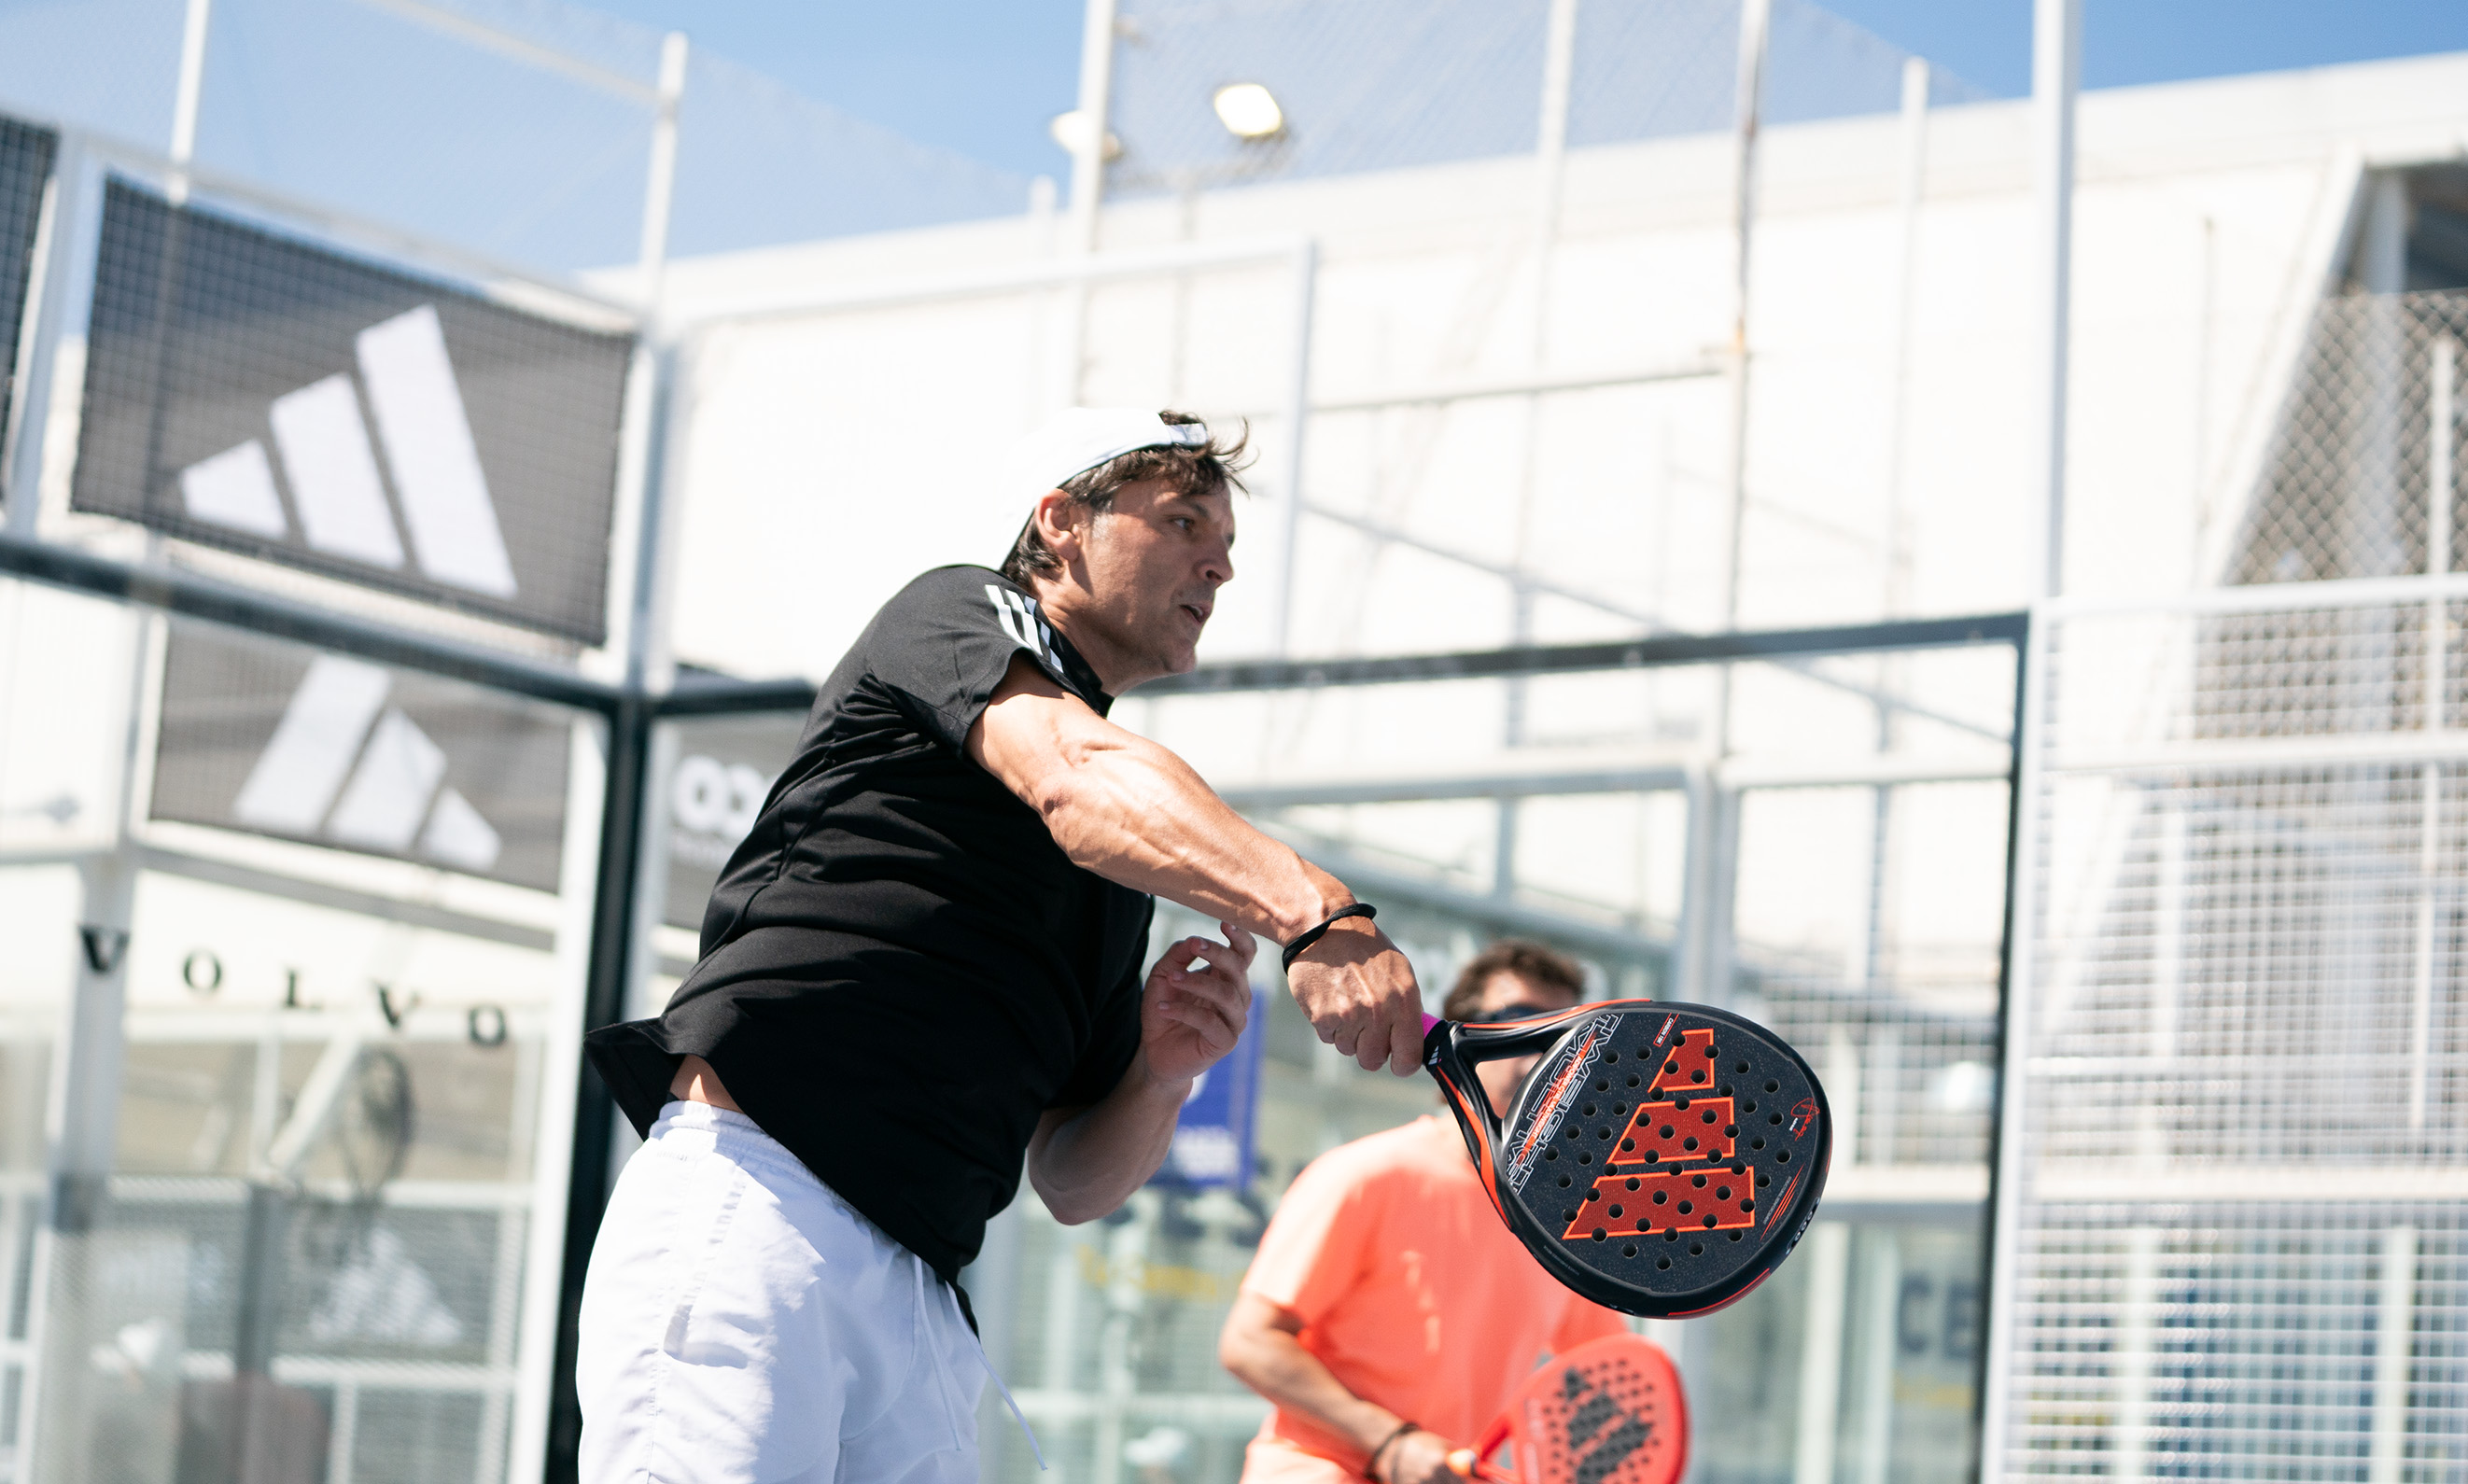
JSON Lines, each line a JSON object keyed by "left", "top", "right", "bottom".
{"left": 1440, "top": 939, "right": 1588, "bottom": 1022}
{"left": 998, "top": 411, "right": 1251, "bottom": 586}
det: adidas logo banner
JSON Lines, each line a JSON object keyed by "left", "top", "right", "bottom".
{"left": 72, "top": 179, "right": 634, "bottom": 643}
{"left": 151, "top": 625, "right": 572, "bottom": 893}
{"left": 0, "top": 116, "right": 52, "bottom": 453}
{"left": 661, "top": 712, "right": 802, "bottom": 931}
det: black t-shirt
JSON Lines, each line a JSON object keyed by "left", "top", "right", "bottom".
{"left": 585, "top": 566, "right": 1153, "bottom": 1282}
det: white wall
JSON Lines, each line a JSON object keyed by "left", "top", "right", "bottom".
{"left": 651, "top": 54, "right": 2468, "bottom": 684}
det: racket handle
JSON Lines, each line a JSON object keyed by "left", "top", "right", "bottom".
{"left": 1446, "top": 1450, "right": 1519, "bottom": 1484}
{"left": 1423, "top": 1013, "right": 1441, "bottom": 1035}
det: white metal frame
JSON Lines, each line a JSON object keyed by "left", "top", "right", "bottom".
{"left": 1984, "top": 569, "right": 2468, "bottom": 1480}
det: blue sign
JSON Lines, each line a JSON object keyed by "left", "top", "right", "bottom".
{"left": 1155, "top": 987, "right": 1268, "bottom": 1190}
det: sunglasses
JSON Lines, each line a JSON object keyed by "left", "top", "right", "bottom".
{"left": 1459, "top": 1001, "right": 1569, "bottom": 1026}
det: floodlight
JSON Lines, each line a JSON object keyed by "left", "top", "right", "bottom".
{"left": 1048, "top": 109, "right": 1122, "bottom": 161}
{"left": 1212, "top": 83, "right": 1284, "bottom": 141}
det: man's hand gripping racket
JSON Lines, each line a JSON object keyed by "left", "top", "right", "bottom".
{"left": 1420, "top": 1001, "right": 1830, "bottom": 1319}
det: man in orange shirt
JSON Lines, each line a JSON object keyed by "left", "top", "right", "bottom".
{"left": 1220, "top": 942, "right": 1632, "bottom": 1484}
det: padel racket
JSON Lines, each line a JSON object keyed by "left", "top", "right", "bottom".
{"left": 1448, "top": 1334, "right": 1689, "bottom": 1484}
{"left": 1423, "top": 1001, "right": 1830, "bottom": 1318}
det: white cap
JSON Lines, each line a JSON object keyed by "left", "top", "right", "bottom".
{"left": 999, "top": 407, "right": 1212, "bottom": 507}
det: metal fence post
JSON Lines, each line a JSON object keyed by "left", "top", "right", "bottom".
{"left": 543, "top": 690, "right": 651, "bottom": 1484}
{"left": 4, "top": 133, "right": 91, "bottom": 535}
{"left": 1269, "top": 238, "right": 1317, "bottom": 659}
{"left": 167, "top": 0, "right": 213, "bottom": 203}
{"left": 1976, "top": 613, "right": 2041, "bottom": 1483}
{"left": 2028, "top": 0, "right": 2079, "bottom": 603}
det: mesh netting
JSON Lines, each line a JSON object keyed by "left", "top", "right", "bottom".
{"left": 2007, "top": 593, "right": 2468, "bottom": 1477}
{"left": 2008, "top": 1211, "right": 2468, "bottom": 1479}
{"left": 2029, "top": 763, "right": 2465, "bottom": 1166}
{"left": 33, "top": 1199, "right": 527, "bottom": 1484}
{"left": 2193, "top": 606, "right": 2442, "bottom": 739}
{"left": 2235, "top": 289, "right": 2468, "bottom": 586}
{"left": 70, "top": 180, "right": 636, "bottom": 643}
{"left": 665, "top": 49, "right": 1032, "bottom": 262}
{"left": 1106, "top": 0, "right": 1988, "bottom": 197}
{"left": 0, "top": 116, "right": 54, "bottom": 455}
{"left": 0, "top": 0, "right": 2000, "bottom": 273}
{"left": 148, "top": 623, "right": 576, "bottom": 892}
{"left": 0, "top": 0, "right": 1031, "bottom": 274}
{"left": 1756, "top": 978, "right": 1999, "bottom": 1169}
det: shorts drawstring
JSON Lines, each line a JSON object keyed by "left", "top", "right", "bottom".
{"left": 912, "top": 1258, "right": 970, "bottom": 1452}
{"left": 935, "top": 1267, "right": 1045, "bottom": 1470}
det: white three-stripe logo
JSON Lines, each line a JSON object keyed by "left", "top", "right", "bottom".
{"left": 231, "top": 654, "right": 502, "bottom": 873}
{"left": 985, "top": 584, "right": 1047, "bottom": 656}
{"left": 176, "top": 305, "right": 519, "bottom": 598}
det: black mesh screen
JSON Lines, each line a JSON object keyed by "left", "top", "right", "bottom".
{"left": 73, "top": 179, "right": 633, "bottom": 642}
{"left": 151, "top": 623, "right": 574, "bottom": 892}
{"left": 661, "top": 711, "right": 804, "bottom": 931}
{"left": 0, "top": 114, "right": 58, "bottom": 462}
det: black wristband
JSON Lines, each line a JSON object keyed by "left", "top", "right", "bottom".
{"left": 1366, "top": 1421, "right": 1421, "bottom": 1481}
{"left": 1282, "top": 903, "right": 1377, "bottom": 971}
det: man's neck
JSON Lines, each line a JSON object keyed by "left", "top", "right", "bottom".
{"left": 1027, "top": 579, "right": 1147, "bottom": 694}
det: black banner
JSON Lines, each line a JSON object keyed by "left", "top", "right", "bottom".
{"left": 153, "top": 626, "right": 573, "bottom": 893}
{"left": 662, "top": 713, "right": 802, "bottom": 931}
{"left": 0, "top": 116, "right": 56, "bottom": 459}
{"left": 74, "top": 180, "right": 633, "bottom": 642}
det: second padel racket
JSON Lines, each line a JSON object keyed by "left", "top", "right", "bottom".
{"left": 1449, "top": 1334, "right": 1689, "bottom": 1484}
{"left": 1423, "top": 1000, "right": 1830, "bottom": 1318}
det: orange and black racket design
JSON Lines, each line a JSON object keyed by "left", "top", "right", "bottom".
{"left": 1450, "top": 1334, "right": 1689, "bottom": 1484}
{"left": 1423, "top": 1001, "right": 1830, "bottom": 1318}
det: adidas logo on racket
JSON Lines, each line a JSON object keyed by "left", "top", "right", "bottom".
{"left": 1421, "top": 1000, "right": 1830, "bottom": 1319}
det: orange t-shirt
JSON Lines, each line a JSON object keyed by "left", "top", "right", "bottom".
{"left": 1238, "top": 1115, "right": 1629, "bottom": 1482}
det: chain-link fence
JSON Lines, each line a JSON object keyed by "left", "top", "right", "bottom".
{"left": 2236, "top": 289, "right": 2466, "bottom": 586}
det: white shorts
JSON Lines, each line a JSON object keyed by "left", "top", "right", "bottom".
{"left": 576, "top": 1101, "right": 990, "bottom": 1484}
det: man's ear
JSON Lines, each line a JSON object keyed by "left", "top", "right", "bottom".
{"left": 1030, "top": 488, "right": 1085, "bottom": 564}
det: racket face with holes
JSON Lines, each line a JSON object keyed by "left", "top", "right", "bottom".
{"left": 1426, "top": 1000, "right": 1830, "bottom": 1317}
{"left": 1475, "top": 1335, "right": 1688, "bottom": 1484}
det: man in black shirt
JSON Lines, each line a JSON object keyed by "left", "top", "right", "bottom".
{"left": 577, "top": 408, "right": 1426, "bottom": 1483}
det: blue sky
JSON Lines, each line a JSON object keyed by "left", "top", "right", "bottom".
{"left": 584, "top": 1, "right": 2468, "bottom": 179}
{"left": 1830, "top": 0, "right": 2468, "bottom": 101}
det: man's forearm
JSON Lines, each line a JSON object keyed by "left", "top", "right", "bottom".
{"left": 972, "top": 664, "right": 1425, "bottom": 1072}
{"left": 1026, "top": 1052, "right": 1188, "bottom": 1224}
{"left": 1220, "top": 1306, "right": 1405, "bottom": 1461}
{"left": 969, "top": 665, "right": 1345, "bottom": 942}
{"left": 1035, "top": 733, "right": 1349, "bottom": 943}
